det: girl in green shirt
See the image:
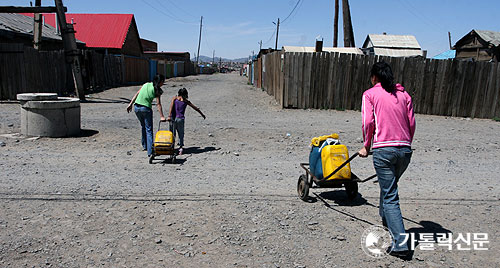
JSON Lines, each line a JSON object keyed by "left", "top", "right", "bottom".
{"left": 127, "top": 74, "right": 166, "bottom": 156}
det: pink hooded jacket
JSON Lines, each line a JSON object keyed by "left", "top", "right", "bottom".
{"left": 361, "top": 83, "right": 416, "bottom": 149}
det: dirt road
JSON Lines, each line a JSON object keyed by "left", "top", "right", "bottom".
{"left": 1, "top": 73, "right": 499, "bottom": 267}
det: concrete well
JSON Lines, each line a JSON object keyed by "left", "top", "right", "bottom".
{"left": 17, "top": 93, "right": 81, "bottom": 137}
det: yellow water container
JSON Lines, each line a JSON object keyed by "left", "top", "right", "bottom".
{"left": 153, "top": 130, "right": 174, "bottom": 155}
{"left": 310, "top": 133, "right": 340, "bottom": 147}
{"left": 321, "top": 144, "right": 352, "bottom": 180}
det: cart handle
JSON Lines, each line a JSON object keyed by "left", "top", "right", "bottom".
{"left": 322, "top": 152, "right": 359, "bottom": 181}
{"left": 323, "top": 151, "right": 373, "bottom": 181}
{"left": 300, "top": 151, "right": 374, "bottom": 183}
{"left": 157, "top": 120, "right": 177, "bottom": 140}
{"left": 158, "top": 120, "right": 175, "bottom": 132}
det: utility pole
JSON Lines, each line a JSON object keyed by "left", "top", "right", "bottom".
{"left": 333, "top": 0, "right": 339, "bottom": 47}
{"left": 196, "top": 16, "right": 203, "bottom": 64}
{"left": 212, "top": 50, "right": 215, "bottom": 64}
{"left": 273, "top": 18, "right": 280, "bottom": 50}
{"left": 259, "top": 40, "right": 262, "bottom": 51}
{"left": 342, "top": 0, "right": 355, "bottom": 47}
{"left": 33, "top": 0, "right": 42, "bottom": 50}
{"left": 54, "top": 0, "right": 85, "bottom": 101}
{"left": 448, "top": 31, "right": 452, "bottom": 49}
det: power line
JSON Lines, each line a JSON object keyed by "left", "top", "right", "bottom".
{"left": 152, "top": 0, "right": 197, "bottom": 24}
{"left": 397, "top": 0, "right": 450, "bottom": 34}
{"left": 281, "top": 0, "right": 302, "bottom": 24}
{"left": 140, "top": 0, "right": 197, "bottom": 25}
{"left": 263, "top": 28, "right": 276, "bottom": 46}
{"left": 202, "top": 26, "right": 213, "bottom": 53}
{"left": 281, "top": 0, "right": 304, "bottom": 26}
{"left": 165, "top": 0, "right": 198, "bottom": 19}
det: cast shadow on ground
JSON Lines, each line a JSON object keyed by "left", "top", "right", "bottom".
{"left": 182, "top": 146, "right": 220, "bottom": 155}
{"left": 317, "top": 190, "right": 368, "bottom": 206}
{"left": 311, "top": 192, "right": 452, "bottom": 261}
{"left": 148, "top": 156, "right": 187, "bottom": 165}
{"left": 161, "top": 158, "right": 187, "bottom": 165}
{"left": 83, "top": 97, "right": 130, "bottom": 104}
{"left": 76, "top": 129, "right": 99, "bottom": 137}
{"left": 312, "top": 192, "right": 377, "bottom": 226}
{"left": 407, "top": 220, "right": 453, "bottom": 244}
{"left": 386, "top": 221, "right": 453, "bottom": 261}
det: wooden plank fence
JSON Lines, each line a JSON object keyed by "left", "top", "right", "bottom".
{"left": 0, "top": 44, "right": 158, "bottom": 100}
{"left": 257, "top": 51, "right": 500, "bottom": 119}
{"left": 82, "top": 50, "right": 123, "bottom": 90}
{"left": 124, "top": 55, "right": 149, "bottom": 83}
{"left": 0, "top": 44, "right": 71, "bottom": 100}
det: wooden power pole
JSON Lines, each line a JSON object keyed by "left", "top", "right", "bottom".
{"left": 196, "top": 16, "right": 203, "bottom": 64}
{"left": 333, "top": 0, "right": 339, "bottom": 47}
{"left": 342, "top": 0, "right": 355, "bottom": 47}
{"left": 448, "top": 32, "right": 452, "bottom": 49}
{"left": 33, "top": 0, "right": 42, "bottom": 50}
{"left": 274, "top": 18, "right": 280, "bottom": 50}
{"left": 54, "top": 0, "right": 85, "bottom": 101}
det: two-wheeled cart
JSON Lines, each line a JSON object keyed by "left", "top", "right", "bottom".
{"left": 297, "top": 152, "right": 377, "bottom": 201}
{"left": 149, "top": 120, "right": 176, "bottom": 164}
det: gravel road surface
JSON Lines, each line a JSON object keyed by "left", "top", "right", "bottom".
{"left": 1, "top": 73, "right": 499, "bottom": 267}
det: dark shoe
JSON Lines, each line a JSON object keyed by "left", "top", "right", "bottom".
{"left": 388, "top": 249, "right": 410, "bottom": 258}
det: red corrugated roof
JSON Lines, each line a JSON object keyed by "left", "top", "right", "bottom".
{"left": 21, "top": 13, "right": 133, "bottom": 49}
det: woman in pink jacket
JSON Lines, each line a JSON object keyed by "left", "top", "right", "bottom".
{"left": 359, "top": 61, "right": 416, "bottom": 257}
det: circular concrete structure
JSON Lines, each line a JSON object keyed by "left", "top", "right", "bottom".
{"left": 17, "top": 93, "right": 81, "bottom": 137}
{"left": 17, "top": 93, "right": 58, "bottom": 101}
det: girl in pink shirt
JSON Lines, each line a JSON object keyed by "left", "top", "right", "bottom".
{"left": 359, "top": 61, "right": 415, "bottom": 257}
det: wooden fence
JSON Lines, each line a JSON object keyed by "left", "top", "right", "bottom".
{"left": 82, "top": 50, "right": 123, "bottom": 90}
{"left": 0, "top": 43, "right": 71, "bottom": 100}
{"left": 124, "top": 55, "right": 149, "bottom": 84}
{"left": 0, "top": 44, "right": 161, "bottom": 100}
{"left": 256, "top": 51, "right": 500, "bottom": 119}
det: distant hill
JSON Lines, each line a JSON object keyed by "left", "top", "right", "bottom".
{"left": 191, "top": 55, "right": 249, "bottom": 63}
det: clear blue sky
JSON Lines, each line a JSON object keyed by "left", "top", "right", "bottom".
{"left": 5, "top": 0, "right": 500, "bottom": 59}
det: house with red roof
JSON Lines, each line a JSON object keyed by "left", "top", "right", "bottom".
{"left": 22, "top": 13, "right": 143, "bottom": 57}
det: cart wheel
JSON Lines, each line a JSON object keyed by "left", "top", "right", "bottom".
{"left": 297, "top": 175, "right": 310, "bottom": 201}
{"left": 149, "top": 155, "right": 154, "bottom": 164}
{"left": 345, "top": 181, "right": 358, "bottom": 200}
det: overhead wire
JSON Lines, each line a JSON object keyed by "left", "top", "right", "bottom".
{"left": 140, "top": 0, "right": 197, "bottom": 25}
{"left": 281, "top": 0, "right": 302, "bottom": 24}
{"left": 281, "top": 0, "right": 304, "bottom": 26}
{"left": 261, "top": 0, "right": 302, "bottom": 48}
{"left": 165, "top": 0, "right": 199, "bottom": 19}
{"left": 263, "top": 28, "right": 277, "bottom": 46}
{"left": 153, "top": 0, "right": 198, "bottom": 24}
{"left": 202, "top": 26, "right": 214, "bottom": 58}
{"left": 397, "top": 0, "right": 450, "bottom": 34}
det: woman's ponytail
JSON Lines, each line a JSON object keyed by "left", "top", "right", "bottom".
{"left": 152, "top": 74, "right": 165, "bottom": 97}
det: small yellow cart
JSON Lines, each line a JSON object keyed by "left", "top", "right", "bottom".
{"left": 149, "top": 121, "right": 176, "bottom": 164}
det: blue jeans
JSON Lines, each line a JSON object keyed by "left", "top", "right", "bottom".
{"left": 170, "top": 118, "right": 185, "bottom": 147}
{"left": 373, "top": 146, "right": 412, "bottom": 251}
{"left": 134, "top": 104, "right": 153, "bottom": 156}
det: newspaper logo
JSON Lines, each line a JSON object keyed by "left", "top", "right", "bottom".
{"left": 361, "top": 225, "right": 393, "bottom": 258}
